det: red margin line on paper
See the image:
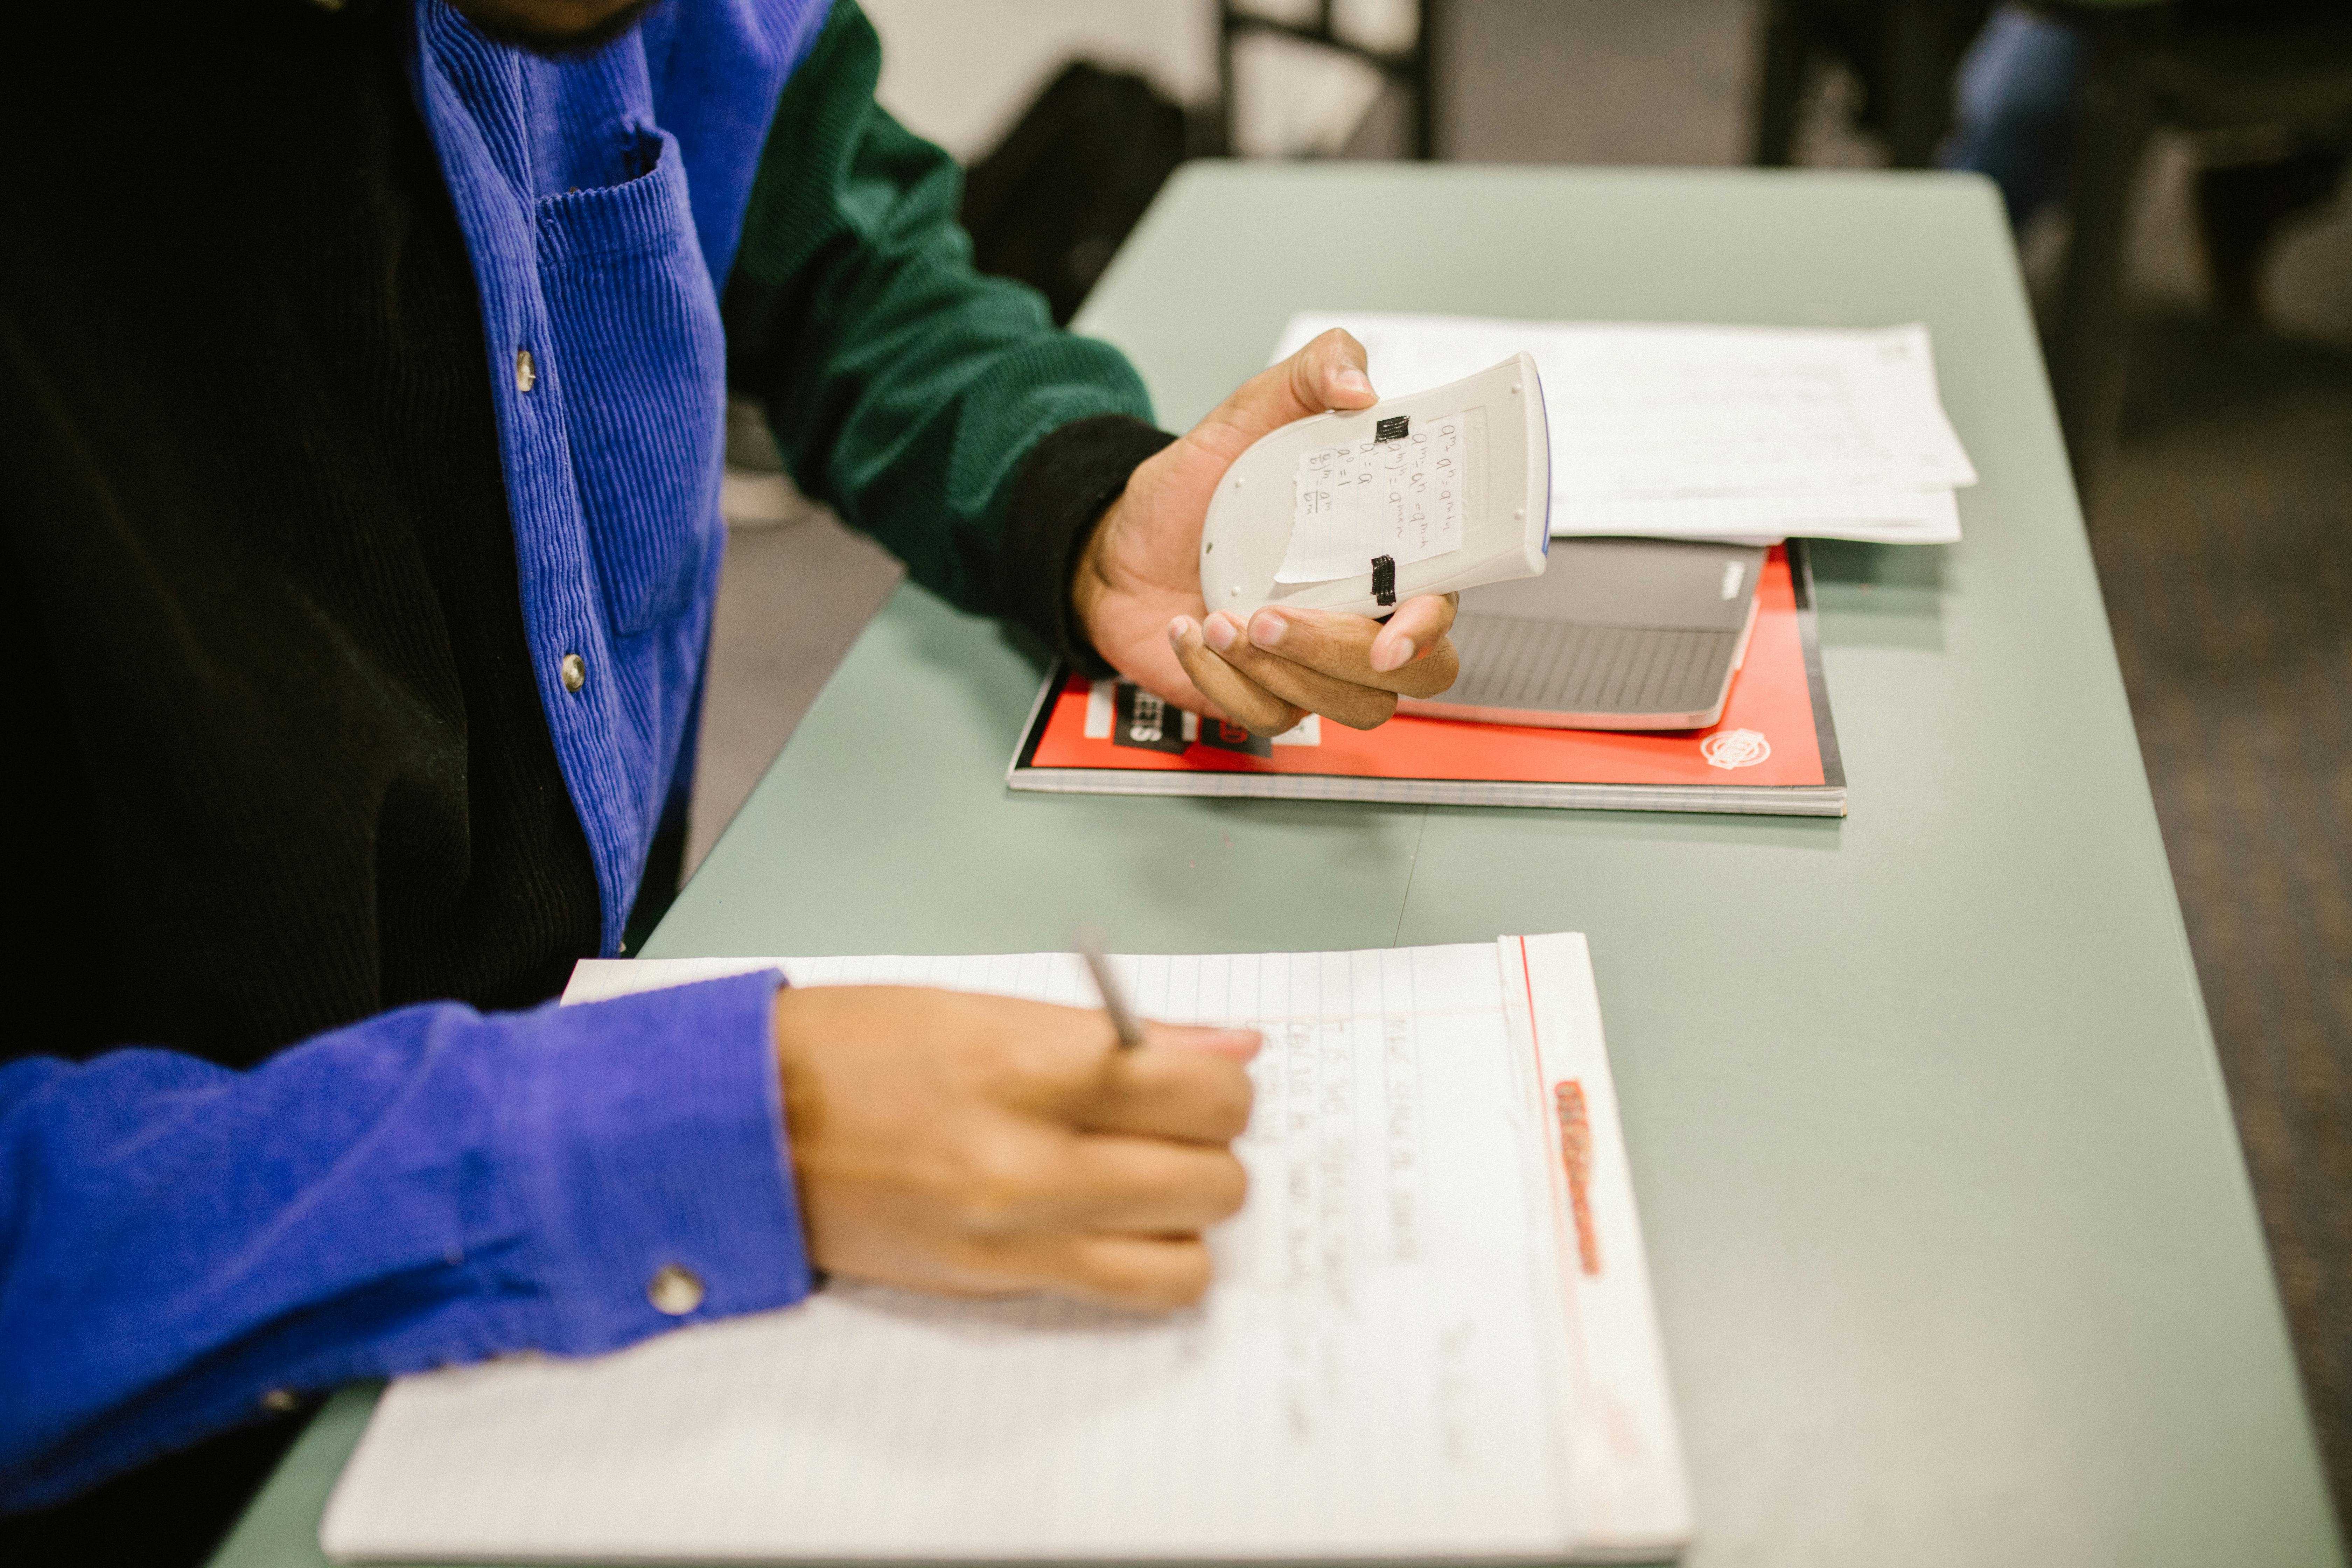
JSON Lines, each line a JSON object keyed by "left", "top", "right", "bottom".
{"left": 1521, "top": 935, "right": 1602, "bottom": 1277}
{"left": 1518, "top": 934, "right": 1542, "bottom": 1076}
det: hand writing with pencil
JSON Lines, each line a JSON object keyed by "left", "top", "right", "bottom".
{"left": 771, "top": 987, "right": 1258, "bottom": 1311}
{"left": 1073, "top": 328, "right": 1463, "bottom": 737}
{"left": 761, "top": 335, "right": 1478, "bottom": 1319}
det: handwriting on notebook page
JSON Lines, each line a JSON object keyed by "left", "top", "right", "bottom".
{"left": 790, "top": 949, "right": 1582, "bottom": 1541}
{"left": 344, "top": 946, "right": 1583, "bottom": 1558}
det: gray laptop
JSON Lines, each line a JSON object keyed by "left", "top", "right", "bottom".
{"left": 1399, "top": 537, "right": 1767, "bottom": 730}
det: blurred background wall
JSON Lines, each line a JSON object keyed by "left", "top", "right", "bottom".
{"left": 860, "top": 0, "right": 1219, "bottom": 161}
{"left": 699, "top": 1, "right": 2352, "bottom": 1523}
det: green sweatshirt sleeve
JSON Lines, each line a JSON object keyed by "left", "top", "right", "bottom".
{"left": 722, "top": 0, "right": 1172, "bottom": 663}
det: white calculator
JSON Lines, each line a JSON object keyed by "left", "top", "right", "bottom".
{"left": 1198, "top": 353, "right": 1550, "bottom": 619}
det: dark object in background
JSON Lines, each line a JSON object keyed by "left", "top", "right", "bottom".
{"left": 1752, "top": 0, "right": 1997, "bottom": 168}
{"left": 958, "top": 61, "right": 1191, "bottom": 326}
{"left": 2046, "top": 5, "right": 2352, "bottom": 498}
{"left": 1217, "top": 0, "right": 1448, "bottom": 161}
{"left": 2193, "top": 142, "right": 2352, "bottom": 323}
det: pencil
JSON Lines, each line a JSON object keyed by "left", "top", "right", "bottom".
{"left": 1074, "top": 930, "right": 1145, "bottom": 1050}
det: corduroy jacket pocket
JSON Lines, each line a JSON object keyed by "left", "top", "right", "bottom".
{"left": 533, "top": 126, "right": 725, "bottom": 637}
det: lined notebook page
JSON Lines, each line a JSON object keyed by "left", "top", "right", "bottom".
{"left": 323, "top": 940, "right": 1683, "bottom": 1562}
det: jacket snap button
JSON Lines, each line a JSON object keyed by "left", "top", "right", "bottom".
{"left": 648, "top": 1264, "right": 705, "bottom": 1316}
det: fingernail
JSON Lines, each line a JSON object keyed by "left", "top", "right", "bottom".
{"left": 1167, "top": 616, "right": 1194, "bottom": 650}
{"left": 1172, "top": 1027, "right": 1262, "bottom": 1061}
{"left": 1371, "top": 634, "right": 1409, "bottom": 673}
{"left": 1248, "top": 611, "right": 1286, "bottom": 650}
{"left": 1331, "top": 365, "right": 1372, "bottom": 398}
{"left": 1202, "top": 614, "right": 1236, "bottom": 653}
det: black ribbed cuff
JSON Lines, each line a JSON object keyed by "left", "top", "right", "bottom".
{"left": 1000, "top": 413, "right": 1176, "bottom": 678}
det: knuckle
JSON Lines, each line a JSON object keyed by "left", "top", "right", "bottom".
{"left": 950, "top": 1141, "right": 1047, "bottom": 1233}
{"left": 1204, "top": 1154, "right": 1250, "bottom": 1220}
{"left": 1396, "top": 646, "right": 1460, "bottom": 698}
{"left": 1260, "top": 702, "right": 1305, "bottom": 734}
{"left": 1194, "top": 654, "right": 1261, "bottom": 706}
{"left": 1074, "top": 1238, "right": 1213, "bottom": 1312}
{"left": 948, "top": 1234, "right": 1054, "bottom": 1295}
{"left": 942, "top": 1233, "right": 1017, "bottom": 1285}
{"left": 1332, "top": 690, "right": 1397, "bottom": 730}
{"left": 970, "top": 1032, "right": 1057, "bottom": 1103}
{"left": 1213, "top": 635, "right": 1273, "bottom": 679}
{"left": 1156, "top": 1245, "right": 1215, "bottom": 1309}
{"left": 1232, "top": 689, "right": 1295, "bottom": 732}
{"left": 1203, "top": 1068, "right": 1256, "bottom": 1139}
{"left": 1223, "top": 1080, "right": 1258, "bottom": 1138}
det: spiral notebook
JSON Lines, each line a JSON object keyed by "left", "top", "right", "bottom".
{"left": 321, "top": 936, "right": 1689, "bottom": 1563}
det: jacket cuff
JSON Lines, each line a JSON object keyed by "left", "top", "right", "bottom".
{"left": 505, "top": 971, "right": 810, "bottom": 1356}
{"left": 1000, "top": 413, "right": 1177, "bottom": 678}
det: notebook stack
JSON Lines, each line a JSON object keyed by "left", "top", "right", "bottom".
{"left": 1010, "top": 542, "right": 1845, "bottom": 816}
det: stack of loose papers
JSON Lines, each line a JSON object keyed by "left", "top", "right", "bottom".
{"left": 1273, "top": 313, "right": 1977, "bottom": 546}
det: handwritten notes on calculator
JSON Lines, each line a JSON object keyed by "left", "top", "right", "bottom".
{"left": 1277, "top": 411, "right": 1471, "bottom": 583}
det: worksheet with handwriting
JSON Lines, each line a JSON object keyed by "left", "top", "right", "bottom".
{"left": 323, "top": 937, "right": 1686, "bottom": 1563}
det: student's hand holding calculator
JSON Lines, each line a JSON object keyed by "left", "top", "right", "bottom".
{"left": 1073, "top": 329, "right": 1465, "bottom": 737}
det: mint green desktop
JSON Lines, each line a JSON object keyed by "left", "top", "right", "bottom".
{"left": 208, "top": 165, "right": 2341, "bottom": 1568}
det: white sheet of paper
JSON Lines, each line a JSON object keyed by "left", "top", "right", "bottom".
{"left": 1558, "top": 485, "right": 1961, "bottom": 544}
{"left": 1276, "top": 411, "right": 1471, "bottom": 583}
{"left": 320, "top": 939, "right": 1686, "bottom": 1563}
{"left": 1273, "top": 313, "right": 1977, "bottom": 504}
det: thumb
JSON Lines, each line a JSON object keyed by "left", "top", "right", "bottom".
{"left": 1193, "top": 329, "right": 1378, "bottom": 458}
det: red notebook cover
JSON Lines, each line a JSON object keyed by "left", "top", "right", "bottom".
{"left": 1008, "top": 543, "right": 1846, "bottom": 816}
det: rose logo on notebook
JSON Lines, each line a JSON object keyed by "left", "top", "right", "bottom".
{"left": 1199, "top": 718, "right": 1272, "bottom": 758}
{"left": 1701, "top": 728, "right": 1771, "bottom": 769}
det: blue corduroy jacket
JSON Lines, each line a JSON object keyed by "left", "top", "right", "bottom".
{"left": 0, "top": 0, "right": 1164, "bottom": 1509}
